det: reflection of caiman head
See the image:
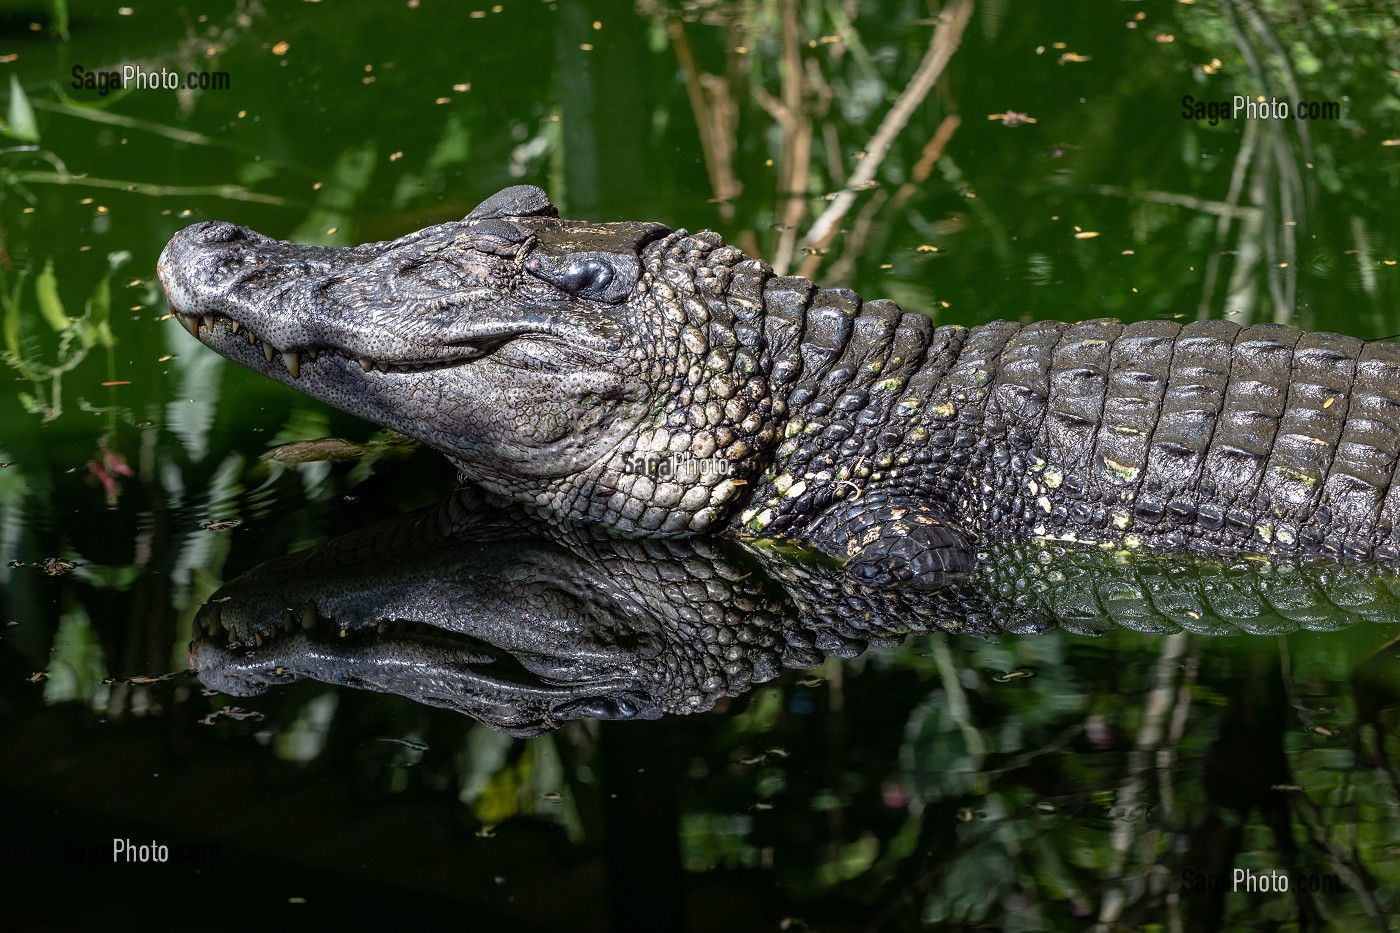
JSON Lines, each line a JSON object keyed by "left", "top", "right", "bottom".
{"left": 188, "top": 491, "right": 809, "bottom": 736}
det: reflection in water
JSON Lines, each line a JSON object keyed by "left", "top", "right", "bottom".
{"left": 191, "top": 488, "right": 1400, "bottom": 735}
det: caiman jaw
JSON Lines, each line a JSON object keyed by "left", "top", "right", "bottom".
{"left": 163, "top": 308, "right": 485, "bottom": 380}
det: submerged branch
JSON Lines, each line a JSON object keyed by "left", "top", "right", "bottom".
{"left": 10, "top": 171, "right": 289, "bottom": 205}
{"left": 1197, "top": 119, "right": 1260, "bottom": 320}
{"left": 668, "top": 18, "right": 742, "bottom": 220}
{"left": 819, "top": 113, "right": 961, "bottom": 282}
{"left": 760, "top": 0, "right": 816, "bottom": 275}
{"left": 1090, "top": 184, "right": 1263, "bottom": 222}
{"left": 799, "top": 0, "right": 973, "bottom": 258}
{"left": 29, "top": 99, "right": 230, "bottom": 149}
{"left": 1096, "top": 632, "right": 1188, "bottom": 927}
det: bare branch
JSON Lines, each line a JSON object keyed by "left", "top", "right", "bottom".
{"left": 798, "top": 0, "right": 973, "bottom": 257}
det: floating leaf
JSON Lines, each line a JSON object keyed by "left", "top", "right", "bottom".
{"left": 263, "top": 437, "right": 374, "bottom": 464}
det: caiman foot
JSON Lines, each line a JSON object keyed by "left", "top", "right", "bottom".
{"left": 798, "top": 490, "right": 976, "bottom": 588}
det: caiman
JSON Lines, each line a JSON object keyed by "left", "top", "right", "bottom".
{"left": 158, "top": 186, "right": 1400, "bottom": 584}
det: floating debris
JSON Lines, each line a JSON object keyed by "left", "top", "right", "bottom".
{"left": 988, "top": 110, "right": 1037, "bottom": 126}
{"left": 10, "top": 557, "right": 79, "bottom": 576}
{"left": 200, "top": 706, "right": 265, "bottom": 725}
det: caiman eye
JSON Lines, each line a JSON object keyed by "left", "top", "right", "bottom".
{"left": 558, "top": 258, "right": 612, "bottom": 296}
{"left": 552, "top": 695, "right": 644, "bottom": 721}
{"left": 526, "top": 252, "right": 638, "bottom": 304}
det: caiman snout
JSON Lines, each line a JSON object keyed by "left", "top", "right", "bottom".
{"left": 157, "top": 220, "right": 278, "bottom": 320}
{"left": 158, "top": 219, "right": 320, "bottom": 365}
{"left": 158, "top": 220, "right": 268, "bottom": 278}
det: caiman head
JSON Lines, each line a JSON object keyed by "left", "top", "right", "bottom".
{"left": 158, "top": 186, "right": 778, "bottom": 533}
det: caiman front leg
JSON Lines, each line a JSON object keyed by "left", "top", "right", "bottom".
{"left": 786, "top": 488, "right": 977, "bottom": 587}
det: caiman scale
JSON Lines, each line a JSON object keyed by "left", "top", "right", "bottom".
{"left": 158, "top": 186, "right": 1400, "bottom": 583}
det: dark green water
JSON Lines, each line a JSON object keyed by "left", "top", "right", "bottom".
{"left": 2, "top": 1, "right": 1398, "bottom": 929}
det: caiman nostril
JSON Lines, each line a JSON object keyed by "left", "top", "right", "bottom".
{"left": 193, "top": 221, "right": 243, "bottom": 244}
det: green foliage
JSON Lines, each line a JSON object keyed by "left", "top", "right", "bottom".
{"left": 49, "top": 0, "right": 69, "bottom": 42}
{"left": 289, "top": 143, "right": 379, "bottom": 246}
{"left": 0, "top": 253, "right": 123, "bottom": 421}
{"left": 2, "top": 75, "right": 40, "bottom": 143}
{"left": 33, "top": 258, "right": 70, "bottom": 332}
{"left": 41, "top": 605, "right": 108, "bottom": 703}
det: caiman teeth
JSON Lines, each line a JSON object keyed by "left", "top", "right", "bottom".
{"left": 193, "top": 602, "right": 469, "bottom": 650}
{"left": 175, "top": 311, "right": 463, "bottom": 377}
